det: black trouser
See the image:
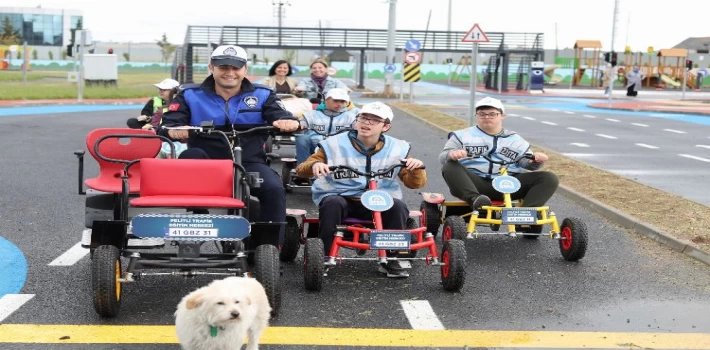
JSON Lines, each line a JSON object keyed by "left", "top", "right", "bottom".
{"left": 179, "top": 148, "right": 286, "bottom": 241}
{"left": 127, "top": 118, "right": 148, "bottom": 129}
{"left": 318, "top": 195, "right": 408, "bottom": 256}
{"left": 441, "top": 161, "right": 558, "bottom": 207}
{"left": 626, "top": 84, "right": 638, "bottom": 97}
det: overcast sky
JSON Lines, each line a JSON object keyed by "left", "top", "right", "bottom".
{"left": 14, "top": 0, "right": 709, "bottom": 50}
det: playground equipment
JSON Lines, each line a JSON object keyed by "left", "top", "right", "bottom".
{"left": 657, "top": 49, "right": 691, "bottom": 89}
{"left": 543, "top": 64, "right": 563, "bottom": 85}
{"left": 571, "top": 40, "right": 603, "bottom": 87}
{"left": 453, "top": 55, "right": 474, "bottom": 83}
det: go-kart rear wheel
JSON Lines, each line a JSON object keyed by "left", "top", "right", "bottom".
{"left": 281, "top": 162, "right": 294, "bottom": 193}
{"left": 254, "top": 244, "right": 282, "bottom": 316}
{"left": 91, "top": 245, "right": 122, "bottom": 318}
{"left": 420, "top": 201, "right": 441, "bottom": 236}
{"left": 442, "top": 216, "right": 468, "bottom": 242}
{"left": 303, "top": 238, "right": 324, "bottom": 291}
{"left": 559, "top": 217, "right": 588, "bottom": 261}
{"left": 400, "top": 217, "right": 419, "bottom": 258}
{"left": 279, "top": 216, "right": 301, "bottom": 262}
{"left": 441, "top": 239, "right": 466, "bottom": 292}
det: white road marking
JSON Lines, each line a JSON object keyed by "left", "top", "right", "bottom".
{"left": 551, "top": 109, "right": 560, "bottom": 112}
{"left": 635, "top": 143, "right": 659, "bottom": 149}
{"left": 508, "top": 113, "right": 520, "bottom": 117}
{"left": 562, "top": 153, "right": 600, "bottom": 157}
{"left": 632, "top": 123, "right": 649, "bottom": 127}
{"left": 522, "top": 116, "right": 536, "bottom": 121}
{"left": 541, "top": 121, "right": 558, "bottom": 126}
{"left": 664, "top": 129, "right": 687, "bottom": 134}
{"left": 583, "top": 114, "right": 597, "bottom": 119}
{"left": 400, "top": 300, "right": 445, "bottom": 330}
{"left": 0, "top": 294, "right": 34, "bottom": 322}
{"left": 48, "top": 242, "right": 90, "bottom": 266}
{"left": 596, "top": 134, "right": 618, "bottom": 139}
{"left": 570, "top": 143, "right": 590, "bottom": 147}
{"left": 678, "top": 154, "right": 710, "bottom": 163}
{"left": 696, "top": 145, "right": 710, "bottom": 150}
{"left": 567, "top": 127, "right": 585, "bottom": 132}
{"left": 564, "top": 111, "right": 575, "bottom": 114}
{"left": 605, "top": 118, "right": 621, "bottom": 122}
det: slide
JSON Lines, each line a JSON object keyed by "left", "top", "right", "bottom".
{"left": 660, "top": 74, "right": 681, "bottom": 87}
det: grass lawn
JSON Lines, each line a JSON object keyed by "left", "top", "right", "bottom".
{"left": 0, "top": 71, "right": 210, "bottom": 100}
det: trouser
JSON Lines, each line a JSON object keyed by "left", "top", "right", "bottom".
{"left": 295, "top": 134, "right": 319, "bottom": 165}
{"left": 179, "top": 148, "right": 286, "bottom": 240}
{"left": 626, "top": 84, "right": 638, "bottom": 97}
{"left": 127, "top": 118, "right": 148, "bottom": 129}
{"left": 441, "top": 160, "right": 559, "bottom": 207}
{"left": 318, "top": 195, "right": 408, "bottom": 256}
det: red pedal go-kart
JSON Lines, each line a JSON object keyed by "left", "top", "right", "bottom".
{"left": 283, "top": 162, "right": 466, "bottom": 292}
{"left": 73, "top": 122, "right": 284, "bottom": 318}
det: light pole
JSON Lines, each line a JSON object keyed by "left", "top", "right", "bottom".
{"left": 384, "top": 0, "right": 397, "bottom": 95}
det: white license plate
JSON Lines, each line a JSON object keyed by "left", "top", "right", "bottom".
{"left": 166, "top": 228, "right": 219, "bottom": 237}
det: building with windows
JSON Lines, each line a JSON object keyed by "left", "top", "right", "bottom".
{"left": 0, "top": 7, "right": 83, "bottom": 47}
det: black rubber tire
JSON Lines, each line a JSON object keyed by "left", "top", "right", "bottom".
{"left": 306, "top": 222, "right": 320, "bottom": 239}
{"left": 91, "top": 245, "right": 122, "bottom": 318}
{"left": 400, "top": 217, "right": 419, "bottom": 258}
{"left": 303, "top": 238, "right": 324, "bottom": 291}
{"left": 490, "top": 210, "right": 501, "bottom": 232}
{"left": 440, "top": 239, "right": 466, "bottom": 292}
{"left": 442, "top": 215, "right": 468, "bottom": 242}
{"left": 559, "top": 217, "right": 588, "bottom": 261}
{"left": 254, "top": 244, "right": 282, "bottom": 316}
{"left": 281, "top": 162, "right": 294, "bottom": 193}
{"left": 279, "top": 216, "right": 301, "bottom": 262}
{"left": 420, "top": 201, "right": 441, "bottom": 237}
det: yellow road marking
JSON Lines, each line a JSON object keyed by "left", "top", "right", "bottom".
{"left": 1, "top": 325, "right": 709, "bottom": 348}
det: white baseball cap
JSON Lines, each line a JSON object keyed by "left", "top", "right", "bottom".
{"left": 474, "top": 96, "right": 505, "bottom": 114}
{"left": 359, "top": 102, "right": 394, "bottom": 122}
{"left": 325, "top": 88, "right": 350, "bottom": 102}
{"left": 210, "top": 45, "right": 248, "bottom": 68}
{"left": 153, "top": 78, "right": 179, "bottom": 90}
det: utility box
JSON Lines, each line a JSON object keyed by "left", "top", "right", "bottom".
{"left": 83, "top": 54, "right": 118, "bottom": 86}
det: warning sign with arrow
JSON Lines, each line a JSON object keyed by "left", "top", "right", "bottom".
{"left": 461, "top": 23, "right": 489, "bottom": 43}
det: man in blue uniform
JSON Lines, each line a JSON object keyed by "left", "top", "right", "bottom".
{"left": 158, "top": 45, "right": 299, "bottom": 228}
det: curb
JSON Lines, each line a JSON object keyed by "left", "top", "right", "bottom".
{"left": 388, "top": 102, "right": 710, "bottom": 267}
{"left": 586, "top": 104, "right": 710, "bottom": 116}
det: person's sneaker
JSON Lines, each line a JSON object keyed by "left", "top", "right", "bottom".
{"left": 377, "top": 260, "right": 410, "bottom": 278}
{"left": 470, "top": 194, "right": 492, "bottom": 211}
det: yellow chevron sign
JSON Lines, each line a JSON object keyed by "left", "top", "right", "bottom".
{"left": 403, "top": 63, "right": 421, "bottom": 82}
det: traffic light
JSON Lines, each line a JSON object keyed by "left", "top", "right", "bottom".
{"left": 66, "top": 45, "right": 73, "bottom": 57}
{"left": 686, "top": 60, "right": 693, "bottom": 70}
{"left": 610, "top": 52, "right": 618, "bottom": 67}
{"left": 604, "top": 52, "right": 611, "bottom": 63}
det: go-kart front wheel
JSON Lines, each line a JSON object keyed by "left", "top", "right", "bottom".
{"left": 559, "top": 217, "right": 588, "bottom": 261}
{"left": 303, "top": 238, "right": 324, "bottom": 291}
{"left": 91, "top": 245, "right": 122, "bottom": 318}
{"left": 420, "top": 201, "right": 441, "bottom": 236}
{"left": 279, "top": 216, "right": 301, "bottom": 262}
{"left": 254, "top": 244, "right": 282, "bottom": 316}
{"left": 440, "top": 239, "right": 466, "bottom": 292}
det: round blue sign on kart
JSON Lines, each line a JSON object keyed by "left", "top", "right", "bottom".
{"left": 361, "top": 190, "right": 394, "bottom": 212}
{"left": 492, "top": 175, "right": 521, "bottom": 194}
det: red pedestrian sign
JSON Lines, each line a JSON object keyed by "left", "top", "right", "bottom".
{"left": 461, "top": 23, "right": 489, "bottom": 43}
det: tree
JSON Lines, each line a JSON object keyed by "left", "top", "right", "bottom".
{"left": 32, "top": 49, "right": 37, "bottom": 60}
{"left": 48, "top": 51, "right": 53, "bottom": 60}
{"left": 283, "top": 49, "right": 296, "bottom": 64}
{"left": 122, "top": 52, "right": 130, "bottom": 62}
{"left": 61, "top": 49, "right": 67, "bottom": 60}
{"left": 156, "top": 33, "right": 176, "bottom": 71}
{"left": 0, "top": 16, "right": 21, "bottom": 45}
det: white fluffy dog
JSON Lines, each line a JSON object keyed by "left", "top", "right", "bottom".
{"left": 175, "top": 277, "right": 271, "bottom": 350}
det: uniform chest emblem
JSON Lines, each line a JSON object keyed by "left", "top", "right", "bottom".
{"left": 244, "top": 96, "right": 258, "bottom": 108}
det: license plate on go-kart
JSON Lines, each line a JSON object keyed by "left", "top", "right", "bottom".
{"left": 369, "top": 231, "right": 411, "bottom": 250}
{"left": 501, "top": 208, "right": 537, "bottom": 225}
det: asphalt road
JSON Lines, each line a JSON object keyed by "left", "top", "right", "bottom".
{"left": 432, "top": 97, "right": 710, "bottom": 207}
{"left": 0, "top": 107, "right": 708, "bottom": 349}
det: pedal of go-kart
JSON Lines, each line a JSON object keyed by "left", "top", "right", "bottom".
{"left": 397, "top": 260, "right": 412, "bottom": 269}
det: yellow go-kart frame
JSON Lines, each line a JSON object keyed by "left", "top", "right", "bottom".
{"left": 419, "top": 154, "right": 588, "bottom": 261}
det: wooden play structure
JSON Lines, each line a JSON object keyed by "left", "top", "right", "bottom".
{"left": 572, "top": 40, "right": 603, "bottom": 87}
{"left": 620, "top": 48, "right": 692, "bottom": 88}
{"left": 453, "top": 55, "right": 473, "bottom": 82}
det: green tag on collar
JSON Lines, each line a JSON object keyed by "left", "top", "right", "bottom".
{"left": 210, "top": 326, "right": 218, "bottom": 337}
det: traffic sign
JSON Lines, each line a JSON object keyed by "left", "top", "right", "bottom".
{"left": 461, "top": 23, "right": 489, "bottom": 43}
{"left": 405, "top": 39, "right": 422, "bottom": 52}
{"left": 404, "top": 51, "right": 422, "bottom": 64}
{"left": 384, "top": 64, "right": 396, "bottom": 73}
{"left": 403, "top": 63, "right": 421, "bottom": 82}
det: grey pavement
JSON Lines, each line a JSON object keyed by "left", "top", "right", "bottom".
{"left": 0, "top": 108, "right": 708, "bottom": 349}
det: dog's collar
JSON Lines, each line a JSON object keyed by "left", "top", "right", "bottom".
{"left": 209, "top": 325, "right": 226, "bottom": 337}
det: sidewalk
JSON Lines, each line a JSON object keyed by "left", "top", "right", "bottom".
{"left": 0, "top": 98, "right": 148, "bottom": 107}
{"left": 588, "top": 100, "right": 710, "bottom": 115}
